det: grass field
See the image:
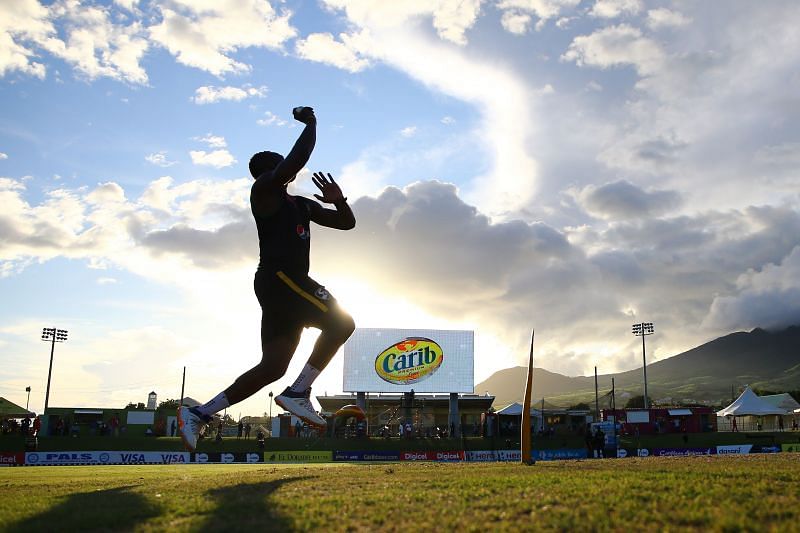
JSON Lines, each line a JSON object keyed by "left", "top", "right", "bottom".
{"left": 1, "top": 454, "right": 799, "bottom": 532}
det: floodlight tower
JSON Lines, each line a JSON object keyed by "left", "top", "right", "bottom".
{"left": 631, "top": 322, "right": 654, "bottom": 410}
{"left": 41, "top": 327, "right": 68, "bottom": 414}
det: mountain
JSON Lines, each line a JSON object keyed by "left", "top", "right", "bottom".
{"left": 476, "top": 326, "right": 800, "bottom": 408}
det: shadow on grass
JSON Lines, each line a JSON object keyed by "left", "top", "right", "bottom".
{"left": 6, "top": 485, "right": 161, "bottom": 532}
{"left": 197, "top": 477, "right": 311, "bottom": 532}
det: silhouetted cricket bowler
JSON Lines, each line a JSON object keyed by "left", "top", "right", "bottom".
{"left": 178, "top": 106, "right": 356, "bottom": 451}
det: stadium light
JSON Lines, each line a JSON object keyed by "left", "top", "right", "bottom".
{"left": 41, "top": 327, "right": 68, "bottom": 415}
{"left": 631, "top": 322, "right": 654, "bottom": 409}
{"left": 25, "top": 386, "right": 31, "bottom": 411}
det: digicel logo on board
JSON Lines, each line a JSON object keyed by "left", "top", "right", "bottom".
{"left": 374, "top": 337, "right": 443, "bottom": 385}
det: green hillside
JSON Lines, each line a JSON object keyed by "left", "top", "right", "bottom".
{"left": 478, "top": 326, "right": 800, "bottom": 408}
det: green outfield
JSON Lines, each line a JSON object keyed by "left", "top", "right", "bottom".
{"left": 1, "top": 454, "right": 799, "bottom": 532}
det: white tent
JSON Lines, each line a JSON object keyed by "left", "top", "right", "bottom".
{"left": 496, "top": 402, "right": 543, "bottom": 416}
{"left": 496, "top": 402, "right": 523, "bottom": 416}
{"left": 716, "top": 386, "right": 788, "bottom": 417}
{"left": 760, "top": 393, "right": 800, "bottom": 413}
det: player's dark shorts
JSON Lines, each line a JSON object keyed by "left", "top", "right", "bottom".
{"left": 254, "top": 269, "right": 341, "bottom": 342}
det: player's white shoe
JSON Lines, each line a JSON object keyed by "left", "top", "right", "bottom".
{"left": 177, "top": 406, "right": 209, "bottom": 451}
{"left": 275, "top": 388, "right": 326, "bottom": 427}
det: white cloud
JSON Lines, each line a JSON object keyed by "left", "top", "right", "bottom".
{"left": 191, "top": 84, "right": 268, "bottom": 105}
{"left": 149, "top": 0, "right": 297, "bottom": 76}
{"left": 646, "top": 8, "right": 691, "bottom": 30}
{"left": 400, "top": 126, "right": 417, "bottom": 138}
{"left": 187, "top": 135, "right": 236, "bottom": 170}
{"left": 0, "top": 0, "right": 53, "bottom": 79}
{"left": 585, "top": 80, "right": 603, "bottom": 91}
{"left": 704, "top": 246, "right": 800, "bottom": 332}
{"left": 189, "top": 150, "right": 236, "bottom": 169}
{"left": 195, "top": 134, "right": 227, "bottom": 149}
{"left": 321, "top": 0, "right": 482, "bottom": 46}
{"left": 496, "top": 0, "right": 581, "bottom": 28}
{"left": 114, "top": 0, "right": 139, "bottom": 11}
{"left": 0, "top": 152, "right": 8, "bottom": 160}
{"left": 256, "top": 111, "right": 288, "bottom": 127}
{"left": 295, "top": 32, "right": 370, "bottom": 73}
{"left": 2, "top": 171, "right": 800, "bottom": 383}
{"left": 500, "top": 10, "right": 532, "bottom": 35}
{"left": 589, "top": 0, "right": 642, "bottom": 19}
{"left": 314, "top": 2, "right": 541, "bottom": 215}
{"left": 97, "top": 276, "right": 117, "bottom": 285}
{"left": 441, "top": 116, "right": 455, "bottom": 125}
{"left": 561, "top": 24, "right": 664, "bottom": 76}
{"left": 145, "top": 151, "right": 176, "bottom": 167}
{"left": 43, "top": 0, "right": 150, "bottom": 84}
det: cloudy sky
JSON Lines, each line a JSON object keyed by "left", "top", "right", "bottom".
{"left": 2, "top": 0, "right": 799, "bottom": 416}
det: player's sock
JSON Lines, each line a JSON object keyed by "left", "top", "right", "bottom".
{"left": 288, "top": 364, "right": 321, "bottom": 394}
{"left": 196, "top": 392, "right": 231, "bottom": 417}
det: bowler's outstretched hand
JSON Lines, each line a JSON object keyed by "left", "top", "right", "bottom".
{"left": 312, "top": 172, "right": 346, "bottom": 204}
{"left": 293, "top": 106, "right": 316, "bottom": 125}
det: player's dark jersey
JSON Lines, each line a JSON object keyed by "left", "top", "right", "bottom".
{"left": 254, "top": 192, "right": 319, "bottom": 274}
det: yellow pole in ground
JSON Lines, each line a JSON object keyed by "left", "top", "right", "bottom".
{"left": 521, "top": 329, "right": 535, "bottom": 465}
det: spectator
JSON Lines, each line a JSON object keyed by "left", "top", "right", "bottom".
{"left": 593, "top": 428, "right": 605, "bottom": 458}
{"left": 170, "top": 419, "right": 177, "bottom": 437}
{"left": 405, "top": 421, "right": 412, "bottom": 439}
{"left": 145, "top": 426, "right": 154, "bottom": 437}
{"left": 778, "top": 417, "right": 784, "bottom": 432}
{"left": 244, "top": 423, "right": 251, "bottom": 439}
{"left": 295, "top": 419, "right": 302, "bottom": 438}
{"left": 238, "top": 420, "right": 244, "bottom": 439}
{"left": 71, "top": 421, "right": 80, "bottom": 437}
{"left": 33, "top": 416, "right": 42, "bottom": 437}
{"left": 399, "top": 423, "right": 404, "bottom": 439}
{"left": 584, "top": 425, "right": 594, "bottom": 458}
{"left": 21, "top": 417, "right": 31, "bottom": 436}
{"left": 256, "top": 430, "right": 265, "bottom": 449}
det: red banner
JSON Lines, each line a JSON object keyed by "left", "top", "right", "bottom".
{"left": 400, "top": 450, "right": 465, "bottom": 461}
{"left": 0, "top": 453, "right": 25, "bottom": 466}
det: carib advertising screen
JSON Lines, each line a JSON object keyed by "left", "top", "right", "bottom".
{"left": 342, "top": 328, "right": 474, "bottom": 393}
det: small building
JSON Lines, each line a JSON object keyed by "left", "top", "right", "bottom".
{"left": 494, "top": 402, "right": 592, "bottom": 437}
{"left": 602, "top": 407, "right": 717, "bottom": 435}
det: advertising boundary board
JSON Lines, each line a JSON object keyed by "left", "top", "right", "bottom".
{"left": 652, "top": 448, "right": 715, "bottom": 457}
{"left": 717, "top": 445, "right": 754, "bottom": 455}
{"left": 536, "top": 449, "right": 588, "bottom": 461}
{"left": 466, "top": 450, "right": 499, "bottom": 462}
{"left": 497, "top": 450, "right": 521, "bottom": 462}
{"left": 751, "top": 445, "right": 781, "bottom": 454}
{"left": 264, "top": 451, "right": 332, "bottom": 463}
{"left": 782, "top": 444, "right": 800, "bottom": 453}
{"left": 333, "top": 451, "right": 400, "bottom": 462}
{"left": 193, "top": 452, "right": 264, "bottom": 463}
{"left": 24, "top": 451, "right": 190, "bottom": 465}
{"left": 0, "top": 452, "right": 25, "bottom": 466}
{"left": 400, "top": 451, "right": 465, "bottom": 461}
